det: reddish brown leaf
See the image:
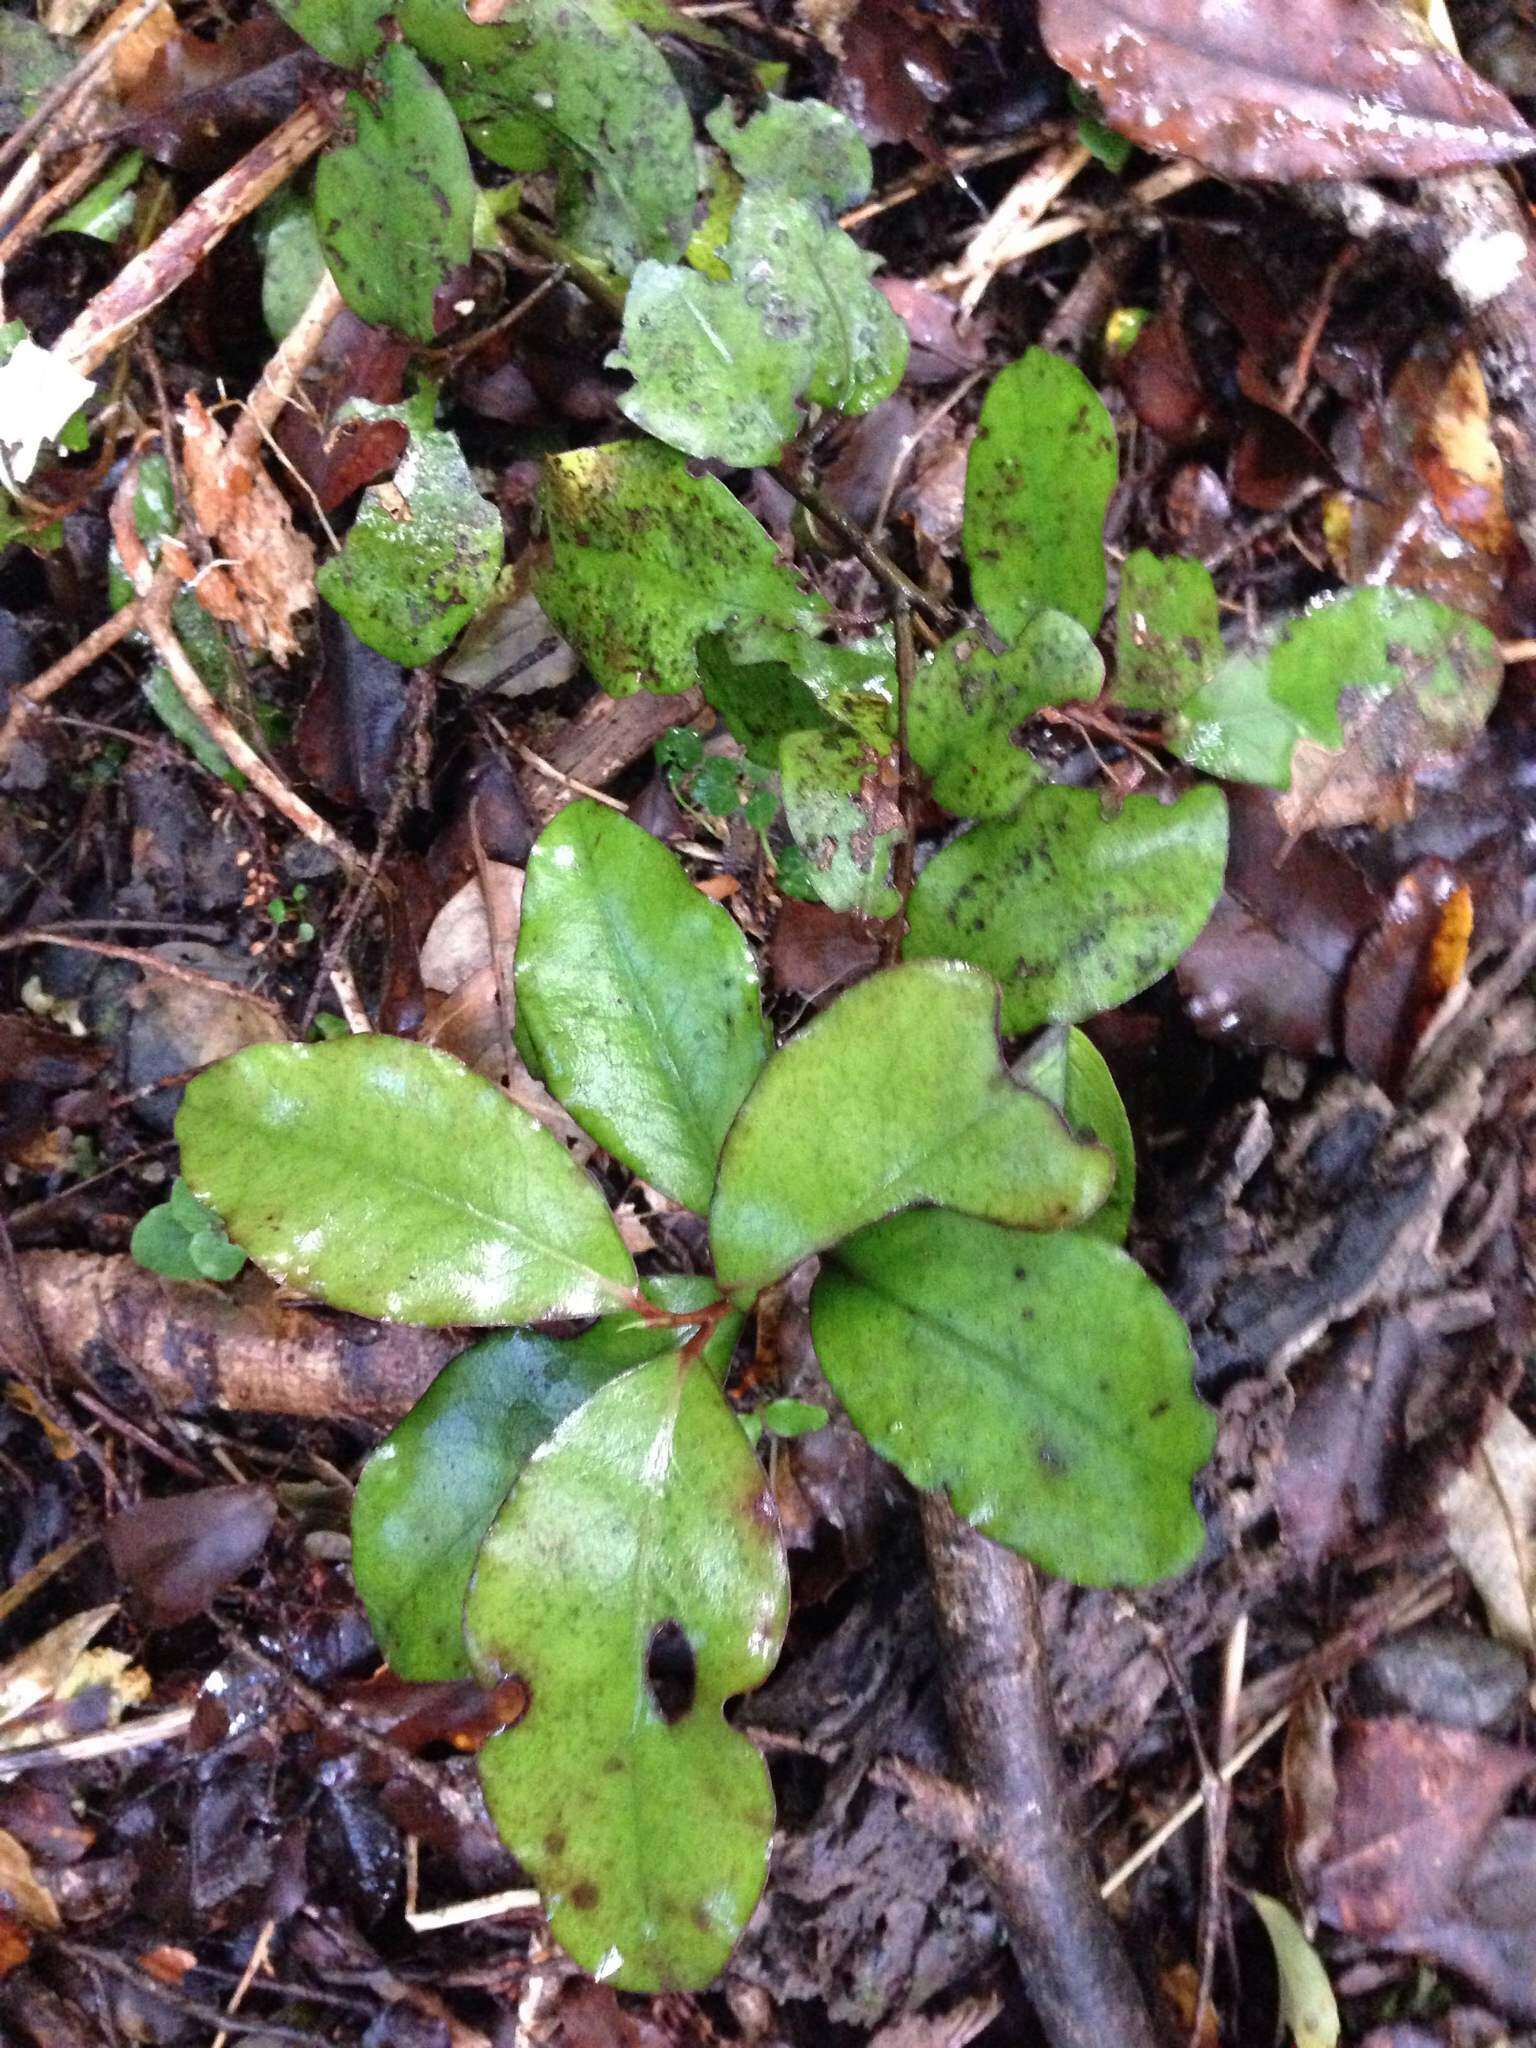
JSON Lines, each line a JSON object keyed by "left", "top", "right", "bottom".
{"left": 1314, "top": 1717, "right": 1534, "bottom": 1938}
{"left": 105, "top": 1484, "right": 277, "bottom": 1628}
{"left": 1341, "top": 858, "right": 1471, "bottom": 1093}
{"left": 769, "top": 899, "right": 884, "bottom": 1000}
{"left": 1039, "top": 0, "right": 1533, "bottom": 180}
{"left": 295, "top": 606, "right": 409, "bottom": 817}
{"left": 107, "top": 16, "right": 330, "bottom": 175}
{"left": 832, "top": 0, "right": 952, "bottom": 150}
{"left": 1116, "top": 297, "right": 1210, "bottom": 445}
{"left": 1176, "top": 786, "right": 1380, "bottom": 1058}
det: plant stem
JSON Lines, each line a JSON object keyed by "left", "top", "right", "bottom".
{"left": 498, "top": 210, "right": 954, "bottom": 633}
{"left": 919, "top": 1495, "right": 1159, "bottom": 2048}
{"left": 886, "top": 595, "right": 917, "bottom": 965}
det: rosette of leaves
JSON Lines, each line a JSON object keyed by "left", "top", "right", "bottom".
{"left": 172, "top": 798, "right": 1214, "bottom": 1993}
{"left": 609, "top": 97, "right": 909, "bottom": 464}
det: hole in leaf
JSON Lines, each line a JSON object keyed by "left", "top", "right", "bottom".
{"left": 645, "top": 1618, "right": 697, "bottom": 1723}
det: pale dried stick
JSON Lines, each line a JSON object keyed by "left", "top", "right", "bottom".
{"left": 0, "top": 142, "right": 114, "bottom": 268}
{"left": 223, "top": 266, "right": 346, "bottom": 479}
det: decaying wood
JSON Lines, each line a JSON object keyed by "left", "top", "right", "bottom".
{"left": 520, "top": 687, "right": 706, "bottom": 825}
{"left": 0, "top": 1253, "right": 454, "bottom": 1426}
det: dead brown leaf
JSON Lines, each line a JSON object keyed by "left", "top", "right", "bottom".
{"left": 1440, "top": 1406, "right": 1536, "bottom": 1655}
{"left": 0, "top": 1829, "right": 59, "bottom": 1933}
{"left": 1039, "top": 0, "right": 1533, "bottom": 180}
{"left": 179, "top": 392, "right": 315, "bottom": 665}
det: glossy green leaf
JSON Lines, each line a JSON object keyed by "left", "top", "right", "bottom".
{"left": 314, "top": 44, "right": 474, "bottom": 344}
{"left": 1248, "top": 1893, "right": 1340, "bottom": 2048}
{"left": 904, "top": 783, "right": 1228, "bottom": 1034}
{"left": 909, "top": 612, "right": 1103, "bottom": 820}
{"left": 535, "top": 440, "right": 818, "bottom": 697}
{"left": 466, "top": 1353, "right": 788, "bottom": 1990}
{"left": 964, "top": 348, "right": 1117, "bottom": 639}
{"left": 517, "top": 802, "right": 767, "bottom": 1211}
{"left": 187, "top": 1230, "right": 248, "bottom": 1282}
{"left": 317, "top": 404, "right": 503, "bottom": 665}
{"left": 1013, "top": 1026, "right": 1133, "bottom": 1243}
{"left": 710, "top": 961, "right": 1113, "bottom": 1298}
{"left": 1114, "top": 550, "right": 1220, "bottom": 713}
{"left": 812, "top": 1208, "right": 1213, "bottom": 1585}
{"left": 780, "top": 729, "right": 902, "bottom": 919}
{"left": 177, "top": 1035, "right": 636, "bottom": 1326}
{"left": 269, "top": 0, "right": 388, "bottom": 67}
{"left": 755, "top": 1397, "right": 828, "bottom": 1438}
{"left": 1167, "top": 647, "right": 1300, "bottom": 787}
{"left": 398, "top": 0, "right": 694, "bottom": 273}
{"left": 132, "top": 1179, "right": 247, "bottom": 1282}
{"left": 698, "top": 635, "right": 830, "bottom": 766}
{"left": 353, "top": 1275, "right": 726, "bottom": 1680}
{"left": 707, "top": 95, "right": 871, "bottom": 210}
{"left": 1267, "top": 585, "right": 1502, "bottom": 755}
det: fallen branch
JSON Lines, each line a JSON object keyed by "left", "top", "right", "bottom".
{"left": 918, "top": 1496, "right": 1158, "bottom": 2048}
{"left": 1, "top": 1252, "right": 455, "bottom": 1425}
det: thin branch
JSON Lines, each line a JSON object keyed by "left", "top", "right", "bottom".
{"left": 54, "top": 99, "right": 338, "bottom": 378}
{"left": 919, "top": 1496, "right": 1158, "bottom": 2048}
{"left": 0, "top": 584, "right": 152, "bottom": 766}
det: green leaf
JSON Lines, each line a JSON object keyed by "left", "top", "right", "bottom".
{"left": 709, "top": 960, "right": 1113, "bottom": 1298}
{"left": 0, "top": 14, "right": 72, "bottom": 133}
{"left": 964, "top": 348, "right": 1117, "bottom": 639}
{"left": 517, "top": 802, "right": 768, "bottom": 1212}
{"left": 755, "top": 1397, "right": 828, "bottom": 1438}
{"left": 188, "top": 1230, "right": 248, "bottom": 1283}
{"left": 176, "top": 1035, "right": 637, "bottom": 1325}
{"left": 353, "top": 1275, "right": 725, "bottom": 1680}
{"left": 169, "top": 1176, "right": 210, "bottom": 1234}
{"left": 53, "top": 150, "right": 142, "bottom": 243}
{"left": 398, "top": 0, "right": 695, "bottom": 273}
{"left": 1113, "top": 550, "right": 1220, "bottom": 714}
{"left": 780, "top": 729, "right": 903, "bottom": 918}
{"left": 813, "top": 1209, "right": 1213, "bottom": 1585}
{"left": 1167, "top": 647, "right": 1300, "bottom": 788}
{"left": 269, "top": 0, "right": 388, "bottom": 67}
{"left": 317, "top": 404, "right": 503, "bottom": 665}
{"left": 1267, "top": 584, "right": 1502, "bottom": 756}
{"left": 706, "top": 95, "right": 872, "bottom": 210}
{"left": 465, "top": 1353, "right": 788, "bottom": 1990}
{"left": 1248, "top": 1893, "right": 1340, "bottom": 2048}
{"left": 909, "top": 612, "right": 1103, "bottom": 820}
{"left": 904, "top": 783, "right": 1228, "bottom": 1034}
{"left": 613, "top": 190, "right": 907, "bottom": 462}
{"left": 1013, "top": 1026, "right": 1133, "bottom": 1243}
{"left": 724, "top": 188, "right": 907, "bottom": 414}
{"left": 612, "top": 260, "right": 804, "bottom": 465}
{"left": 698, "top": 635, "right": 830, "bottom": 766}
{"left": 535, "top": 440, "right": 817, "bottom": 697}
{"left": 130, "top": 1203, "right": 203, "bottom": 1282}
{"left": 255, "top": 188, "right": 327, "bottom": 342}
{"left": 314, "top": 43, "right": 475, "bottom": 343}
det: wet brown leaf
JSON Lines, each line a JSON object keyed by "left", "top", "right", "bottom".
{"left": 1039, "top": 0, "right": 1534, "bottom": 181}
{"left": 769, "top": 898, "right": 884, "bottom": 1001}
{"left": 295, "top": 604, "right": 409, "bottom": 816}
{"left": 105, "top": 1483, "right": 277, "bottom": 1628}
{"left": 1340, "top": 858, "right": 1470, "bottom": 1093}
{"left": 832, "top": 0, "right": 952, "bottom": 150}
{"left": 1116, "top": 297, "right": 1210, "bottom": 445}
{"left": 108, "top": 15, "right": 328, "bottom": 174}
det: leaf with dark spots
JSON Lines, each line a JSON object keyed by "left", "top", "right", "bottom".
{"left": 904, "top": 783, "right": 1229, "bottom": 1035}
{"left": 465, "top": 1354, "right": 788, "bottom": 1990}
{"left": 812, "top": 1209, "right": 1213, "bottom": 1585}
{"left": 104, "top": 1485, "right": 276, "bottom": 1629}
{"left": 780, "top": 730, "right": 903, "bottom": 918}
{"left": 1039, "top": 0, "right": 1534, "bottom": 181}
{"left": 295, "top": 606, "right": 408, "bottom": 818}
{"left": 965, "top": 348, "right": 1117, "bottom": 638}
{"left": 352, "top": 1278, "right": 724, "bottom": 1679}
{"left": 313, "top": 42, "right": 475, "bottom": 344}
